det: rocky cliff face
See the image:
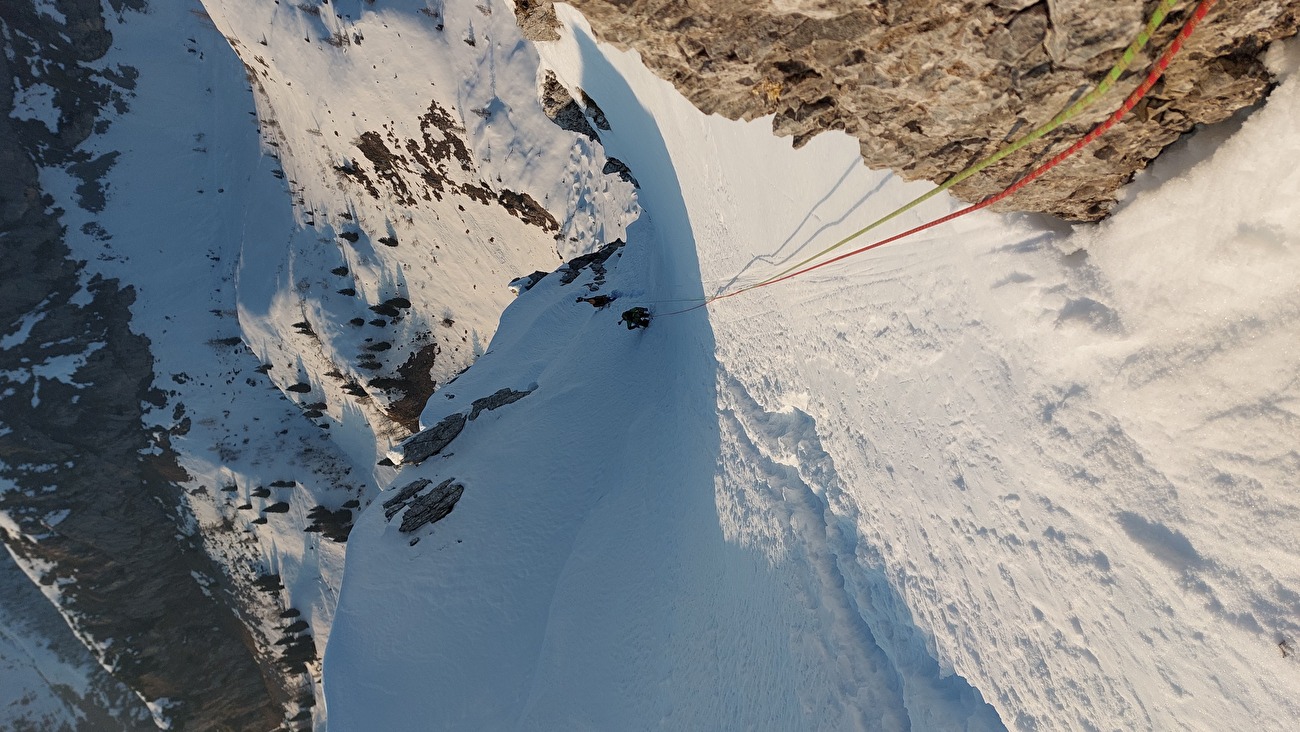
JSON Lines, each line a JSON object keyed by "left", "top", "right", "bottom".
{"left": 0, "top": 1, "right": 284, "bottom": 728}
{"left": 518, "top": 0, "right": 1299, "bottom": 220}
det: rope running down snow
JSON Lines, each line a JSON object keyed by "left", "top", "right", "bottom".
{"left": 741, "top": 0, "right": 1186, "bottom": 289}
{"left": 696, "top": 0, "right": 1217, "bottom": 308}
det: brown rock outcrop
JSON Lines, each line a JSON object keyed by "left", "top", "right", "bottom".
{"left": 519, "top": 0, "right": 1299, "bottom": 220}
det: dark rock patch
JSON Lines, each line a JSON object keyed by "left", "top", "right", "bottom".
{"left": 509, "top": 270, "right": 549, "bottom": 294}
{"left": 396, "top": 412, "right": 467, "bottom": 464}
{"left": 577, "top": 89, "right": 610, "bottom": 130}
{"left": 355, "top": 130, "right": 415, "bottom": 203}
{"left": 382, "top": 478, "right": 432, "bottom": 518}
{"left": 603, "top": 157, "right": 639, "bottom": 188}
{"left": 254, "top": 574, "right": 284, "bottom": 594}
{"left": 333, "top": 157, "right": 379, "bottom": 200}
{"left": 515, "top": 0, "right": 561, "bottom": 41}
{"left": 381, "top": 478, "right": 466, "bottom": 534}
{"left": 373, "top": 341, "right": 442, "bottom": 433}
{"left": 368, "top": 296, "right": 412, "bottom": 318}
{"left": 540, "top": 70, "right": 601, "bottom": 142}
{"left": 497, "top": 189, "right": 559, "bottom": 232}
{"left": 577, "top": 294, "right": 615, "bottom": 308}
{"left": 559, "top": 239, "right": 624, "bottom": 288}
{"left": 469, "top": 387, "right": 535, "bottom": 420}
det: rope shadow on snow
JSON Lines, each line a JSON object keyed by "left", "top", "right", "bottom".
{"left": 713, "top": 168, "right": 897, "bottom": 297}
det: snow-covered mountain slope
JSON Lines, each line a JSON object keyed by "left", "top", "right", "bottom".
{"left": 326, "top": 9, "right": 1300, "bottom": 731}
{"left": 5, "top": 0, "right": 632, "bottom": 727}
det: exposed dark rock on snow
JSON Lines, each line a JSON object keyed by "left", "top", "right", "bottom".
{"left": 519, "top": 0, "right": 1300, "bottom": 220}
{"left": 510, "top": 269, "right": 550, "bottom": 294}
{"left": 396, "top": 412, "right": 469, "bottom": 464}
{"left": 498, "top": 188, "right": 561, "bottom": 231}
{"left": 399, "top": 481, "right": 465, "bottom": 532}
{"left": 384, "top": 479, "right": 433, "bottom": 518}
{"left": 376, "top": 342, "right": 444, "bottom": 433}
{"left": 559, "top": 238, "right": 625, "bottom": 287}
{"left": 541, "top": 70, "right": 602, "bottom": 142}
{"left": 578, "top": 87, "right": 611, "bottom": 130}
{"left": 540, "top": 72, "right": 637, "bottom": 187}
{"left": 394, "top": 386, "right": 536, "bottom": 463}
{"left": 254, "top": 574, "right": 285, "bottom": 594}
{"left": 336, "top": 97, "right": 567, "bottom": 241}
{"left": 603, "top": 156, "right": 640, "bottom": 187}
{"left": 369, "top": 296, "right": 414, "bottom": 319}
{"left": 382, "top": 478, "right": 466, "bottom": 533}
{"left": 469, "top": 386, "right": 537, "bottom": 419}
{"left": 516, "top": 0, "right": 562, "bottom": 41}
{"left": 577, "top": 293, "right": 617, "bottom": 308}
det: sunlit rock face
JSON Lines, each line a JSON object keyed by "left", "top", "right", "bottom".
{"left": 517, "top": 0, "right": 1300, "bottom": 220}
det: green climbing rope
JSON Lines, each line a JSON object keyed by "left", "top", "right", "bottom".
{"left": 752, "top": 0, "right": 1185, "bottom": 288}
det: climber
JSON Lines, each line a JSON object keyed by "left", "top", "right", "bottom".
{"left": 619, "top": 306, "right": 651, "bottom": 330}
{"left": 576, "top": 294, "right": 616, "bottom": 309}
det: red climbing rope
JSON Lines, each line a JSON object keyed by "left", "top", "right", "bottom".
{"left": 706, "top": 0, "right": 1217, "bottom": 305}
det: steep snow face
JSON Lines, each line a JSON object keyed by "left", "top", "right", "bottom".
{"left": 328, "top": 9, "right": 1300, "bottom": 732}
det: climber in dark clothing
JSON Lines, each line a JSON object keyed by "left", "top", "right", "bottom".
{"left": 576, "top": 294, "right": 616, "bottom": 309}
{"left": 619, "top": 306, "right": 651, "bottom": 330}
